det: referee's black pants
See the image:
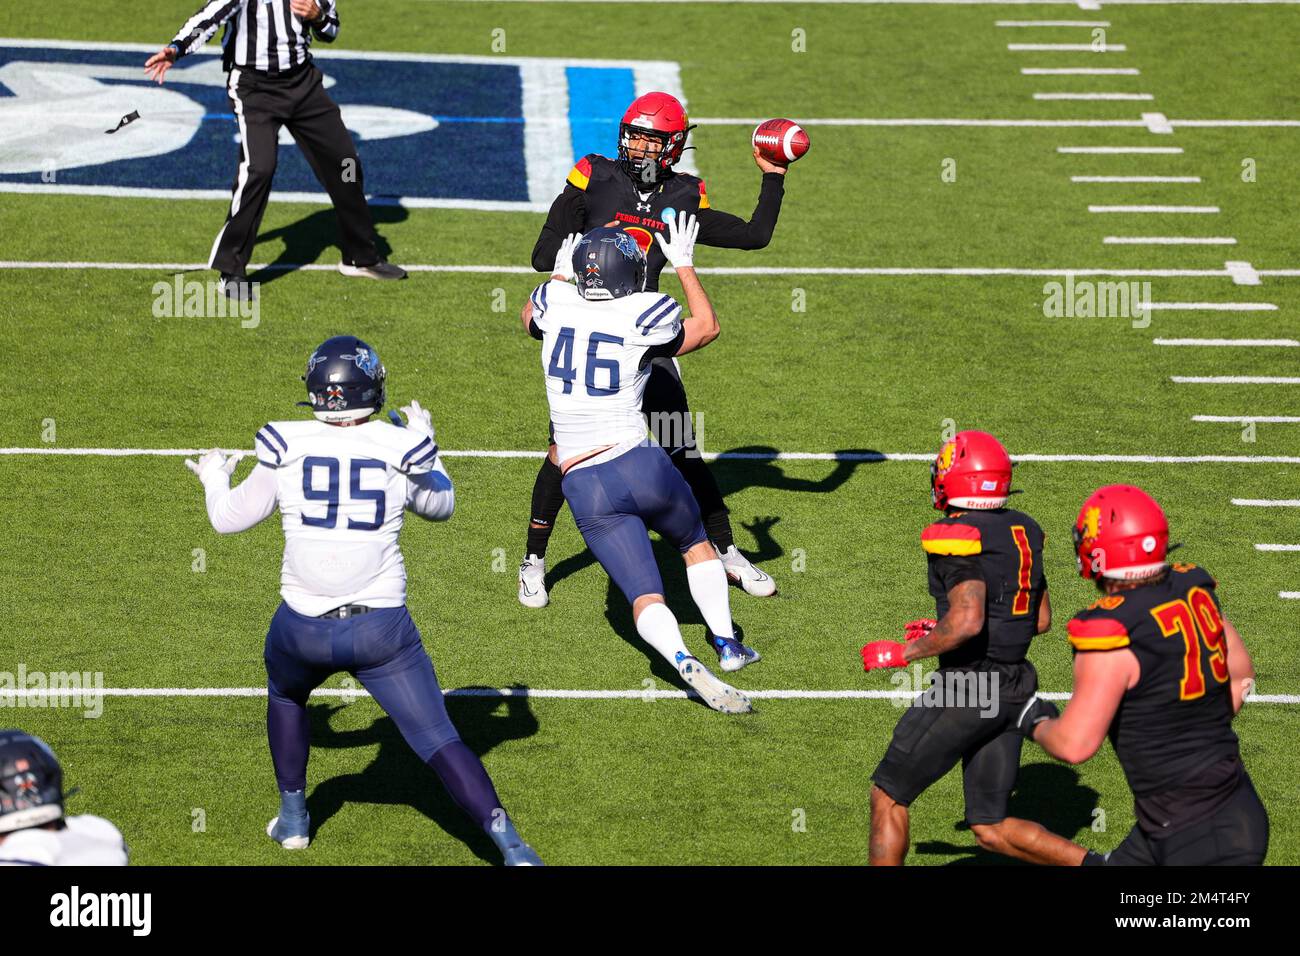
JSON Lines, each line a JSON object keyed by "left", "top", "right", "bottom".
{"left": 209, "top": 61, "right": 380, "bottom": 276}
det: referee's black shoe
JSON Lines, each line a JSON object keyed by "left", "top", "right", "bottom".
{"left": 220, "top": 273, "right": 258, "bottom": 302}
{"left": 339, "top": 259, "right": 408, "bottom": 280}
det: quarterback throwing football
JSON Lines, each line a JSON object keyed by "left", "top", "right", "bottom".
{"left": 520, "top": 213, "right": 759, "bottom": 711}
{"left": 186, "top": 336, "right": 541, "bottom": 864}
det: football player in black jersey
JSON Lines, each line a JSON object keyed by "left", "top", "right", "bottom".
{"left": 1019, "top": 484, "right": 1268, "bottom": 865}
{"left": 862, "top": 431, "right": 1093, "bottom": 866}
{"left": 519, "top": 91, "right": 789, "bottom": 636}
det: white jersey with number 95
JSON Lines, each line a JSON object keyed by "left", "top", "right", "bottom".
{"left": 528, "top": 279, "right": 684, "bottom": 465}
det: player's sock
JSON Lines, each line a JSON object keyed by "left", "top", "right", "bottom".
{"left": 704, "top": 511, "right": 735, "bottom": 552}
{"left": 267, "top": 690, "right": 311, "bottom": 792}
{"left": 634, "top": 602, "right": 692, "bottom": 666}
{"left": 685, "top": 558, "right": 735, "bottom": 640}
{"left": 525, "top": 456, "right": 566, "bottom": 558}
{"left": 426, "top": 739, "right": 506, "bottom": 833}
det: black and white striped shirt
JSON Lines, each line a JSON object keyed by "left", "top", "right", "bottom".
{"left": 169, "top": 0, "right": 339, "bottom": 74}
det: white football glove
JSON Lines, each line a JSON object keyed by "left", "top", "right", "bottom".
{"left": 654, "top": 210, "right": 699, "bottom": 269}
{"left": 184, "top": 448, "right": 242, "bottom": 484}
{"left": 398, "top": 400, "right": 436, "bottom": 445}
{"left": 552, "top": 232, "right": 583, "bottom": 281}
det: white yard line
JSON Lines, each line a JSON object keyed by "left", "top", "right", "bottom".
{"left": 1026, "top": 68, "right": 1141, "bottom": 75}
{"left": 1280, "top": 593, "right": 1300, "bottom": 600}
{"left": 1257, "top": 544, "right": 1300, "bottom": 551}
{"left": 1173, "top": 376, "right": 1300, "bottom": 384}
{"left": 1141, "top": 301, "right": 1277, "bottom": 310}
{"left": 1089, "top": 205, "right": 1220, "bottom": 213}
{"left": 2, "top": 686, "right": 1297, "bottom": 704}
{"left": 1106, "top": 236, "right": 1232, "bottom": 244}
{"left": 1162, "top": 340, "right": 1298, "bottom": 347}
{"left": 6, "top": 447, "right": 1300, "bottom": 465}
{"left": 1009, "top": 42, "right": 1128, "bottom": 51}
{"left": 1035, "top": 92, "right": 1153, "bottom": 100}
{"left": 1197, "top": 415, "right": 1300, "bottom": 421}
{"left": 4, "top": 260, "right": 1293, "bottom": 280}
{"left": 997, "top": 19, "right": 1112, "bottom": 26}
{"left": 1077, "top": 176, "right": 1201, "bottom": 183}
{"left": 1059, "top": 145, "right": 1180, "bottom": 153}
{"left": 1234, "top": 499, "right": 1300, "bottom": 507}
{"left": 1225, "top": 260, "right": 1262, "bottom": 285}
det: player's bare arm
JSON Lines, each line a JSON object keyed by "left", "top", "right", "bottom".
{"left": 903, "top": 578, "right": 986, "bottom": 663}
{"left": 1222, "top": 617, "right": 1256, "bottom": 714}
{"left": 1037, "top": 587, "right": 1052, "bottom": 634}
{"left": 1032, "top": 650, "right": 1137, "bottom": 764}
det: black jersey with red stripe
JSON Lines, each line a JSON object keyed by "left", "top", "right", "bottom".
{"left": 923, "top": 508, "right": 1046, "bottom": 668}
{"left": 1067, "top": 563, "right": 1242, "bottom": 832}
{"left": 531, "top": 154, "right": 785, "bottom": 291}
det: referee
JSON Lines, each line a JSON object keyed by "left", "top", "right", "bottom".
{"left": 145, "top": 1, "right": 406, "bottom": 299}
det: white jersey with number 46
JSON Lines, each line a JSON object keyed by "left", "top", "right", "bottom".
{"left": 529, "top": 279, "right": 684, "bottom": 465}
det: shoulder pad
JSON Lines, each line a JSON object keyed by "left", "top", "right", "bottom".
{"left": 1171, "top": 562, "right": 1217, "bottom": 589}
{"left": 1067, "top": 615, "right": 1131, "bottom": 651}
{"left": 568, "top": 154, "right": 612, "bottom": 190}
{"left": 697, "top": 178, "right": 710, "bottom": 210}
{"left": 921, "top": 521, "right": 982, "bottom": 556}
{"left": 254, "top": 422, "right": 290, "bottom": 467}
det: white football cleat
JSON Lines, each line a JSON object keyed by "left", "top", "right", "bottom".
{"left": 676, "top": 654, "right": 752, "bottom": 715}
{"left": 718, "top": 545, "right": 777, "bottom": 597}
{"left": 266, "top": 816, "right": 310, "bottom": 850}
{"left": 518, "top": 554, "right": 549, "bottom": 609}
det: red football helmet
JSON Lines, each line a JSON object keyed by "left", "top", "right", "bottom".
{"left": 618, "top": 92, "right": 693, "bottom": 185}
{"left": 931, "top": 430, "right": 1013, "bottom": 511}
{"left": 1073, "top": 484, "right": 1169, "bottom": 581}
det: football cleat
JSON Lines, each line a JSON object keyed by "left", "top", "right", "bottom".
{"left": 267, "top": 791, "right": 310, "bottom": 850}
{"left": 219, "top": 273, "right": 258, "bottom": 302}
{"left": 717, "top": 545, "right": 777, "bottom": 597}
{"left": 338, "top": 259, "right": 408, "bottom": 280}
{"left": 712, "top": 635, "right": 761, "bottom": 673}
{"left": 517, "top": 554, "right": 549, "bottom": 608}
{"left": 676, "top": 653, "right": 752, "bottom": 714}
{"left": 503, "top": 843, "right": 545, "bottom": 866}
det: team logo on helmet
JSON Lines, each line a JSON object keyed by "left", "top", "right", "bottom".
{"left": 603, "top": 231, "right": 644, "bottom": 262}
{"left": 1082, "top": 506, "right": 1102, "bottom": 543}
{"left": 306, "top": 350, "right": 328, "bottom": 375}
{"left": 342, "top": 348, "right": 381, "bottom": 379}
{"left": 936, "top": 440, "right": 956, "bottom": 474}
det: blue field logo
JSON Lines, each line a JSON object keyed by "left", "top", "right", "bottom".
{"left": 0, "top": 39, "right": 692, "bottom": 211}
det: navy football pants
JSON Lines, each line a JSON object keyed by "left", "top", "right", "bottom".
{"left": 560, "top": 442, "right": 709, "bottom": 605}
{"left": 264, "top": 602, "right": 460, "bottom": 792}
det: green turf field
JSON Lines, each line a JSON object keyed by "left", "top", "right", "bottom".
{"left": 3, "top": 1, "right": 1298, "bottom": 865}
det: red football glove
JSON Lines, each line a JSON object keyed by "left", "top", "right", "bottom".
{"left": 861, "top": 641, "right": 907, "bottom": 671}
{"left": 903, "top": 618, "right": 938, "bottom": 643}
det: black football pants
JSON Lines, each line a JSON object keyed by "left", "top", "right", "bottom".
{"left": 209, "top": 62, "right": 379, "bottom": 276}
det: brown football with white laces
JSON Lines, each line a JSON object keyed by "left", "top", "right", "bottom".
{"left": 751, "top": 118, "right": 810, "bottom": 165}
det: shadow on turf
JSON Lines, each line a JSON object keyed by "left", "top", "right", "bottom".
{"left": 543, "top": 447, "right": 881, "bottom": 692}
{"left": 247, "top": 203, "right": 407, "bottom": 286}
{"left": 303, "top": 687, "right": 538, "bottom": 865}
{"left": 913, "top": 763, "right": 1101, "bottom": 865}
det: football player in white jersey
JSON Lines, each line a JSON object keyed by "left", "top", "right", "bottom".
{"left": 520, "top": 213, "right": 759, "bottom": 713}
{"left": 185, "top": 336, "right": 542, "bottom": 864}
{"left": 0, "top": 730, "right": 128, "bottom": 866}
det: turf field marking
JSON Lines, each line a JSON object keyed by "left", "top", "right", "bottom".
{"left": 1088, "top": 205, "right": 1219, "bottom": 213}
{"left": 1280, "top": 593, "right": 1300, "bottom": 600}
{"left": 1197, "top": 414, "right": 1300, "bottom": 421}
{"left": 6, "top": 260, "right": 1295, "bottom": 280}
{"left": 1225, "top": 261, "right": 1262, "bottom": 285}
{"left": 689, "top": 118, "right": 1300, "bottom": 129}
{"left": 1164, "top": 340, "right": 1298, "bottom": 347}
{"left": 1141, "top": 112, "right": 1175, "bottom": 133}
{"left": 6, "top": 448, "right": 1300, "bottom": 465}
{"left": 3, "top": 686, "right": 1297, "bottom": 704}
{"left": 1106, "top": 236, "right": 1232, "bottom": 244}
{"left": 1059, "top": 145, "right": 1179, "bottom": 152}
{"left": 1173, "top": 376, "right": 1300, "bottom": 384}
{"left": 1026, "top": 68, "right": 1141, "bottom": 75}
{"left": 1141, "top": 301, "right": 1277, "bottom": 310}
{"left": 1234, "top": 499, "right": 1300, "bottom": 507}
{"left": 1035, "top": 92, "right": 1153, "bottom": 100}
{"left": 1257, "top": 544, "right": 1300, "bottom": 551}
{"left": 997, "top": 19, "right": 1111, "bottom": 25}
{"left": 1078, "top": 176, "right": 1201, "bottom": 183}
{"left": 1008, "top": 43, "right": 1127, "bottom": 51}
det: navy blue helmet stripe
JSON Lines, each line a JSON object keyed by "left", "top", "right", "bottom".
{"left": 255, "top": 431, "right": 282, "bottom": 464}
{"left": 636, "top": 295, "right": 673, "bottom": 328}
{"left": 401, "top": 436, "right": 433, "bottom": 466}
{"left": 262, "top": 422, "right": 288, "bottom": 451}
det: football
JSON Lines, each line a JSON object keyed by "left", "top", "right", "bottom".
{"left": 752, "top": 118, "right": 810, "bottom": 165}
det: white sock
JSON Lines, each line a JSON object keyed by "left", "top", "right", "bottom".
{"left": 686, "top": 559, "right": 735, "bottom": 640}
{"left": 635, "top": 602, "right": 692, "bottom": 667}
